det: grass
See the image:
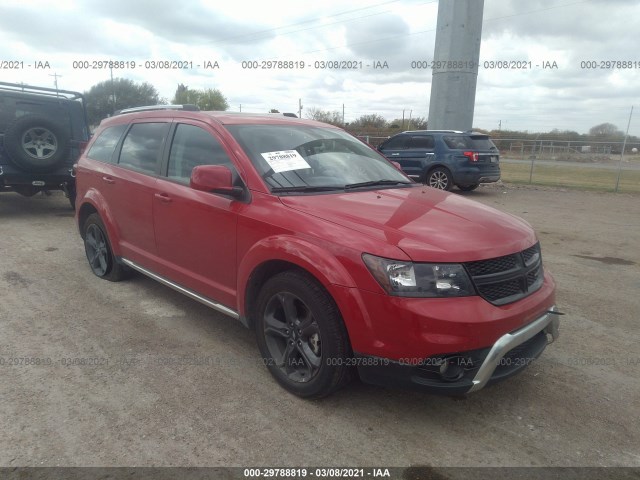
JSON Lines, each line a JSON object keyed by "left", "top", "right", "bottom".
{"left": 500, "top": 162, "right": 640, "bottom": 193}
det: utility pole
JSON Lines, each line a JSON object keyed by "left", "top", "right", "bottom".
{"left": 49, "top": 73, "right": 62, "bottom": 96}
{"left": 110, "top": 67, "right": 117, "bottom": 114}
{"left": 407, "top": 110, "right": 413, "bottom": 130}
{"left": 239, "top": 104, "right": 242, "bottom": 112}
{"left": 342, "top": 104, "right": 345, "bottom": 126}
{"left": 402, "top": 109, "right": 405, "bottom": 130}
{"left": 428, "top": 0, "right": 484, "bottom": 130}
{"left": 298, "top": 98, "right": 303, "bottom": 118}
{"left": 615, "top": 105, "right": 634, "bottom": 192}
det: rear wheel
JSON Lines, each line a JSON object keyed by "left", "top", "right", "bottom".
{"left": 255, "top": 270, "right": 353, "bottom": 398}
{"left": 426, "top": 167, "right": 453, "bottom": 191}
{"left": 82, "top": 213, "right": 130, "bottom": 281}
{"left": 457, "top": 183, "right": 479, "bottom": 192}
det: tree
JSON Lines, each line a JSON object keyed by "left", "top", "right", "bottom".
{"left": 84, "top": 78, "right": 161, "bottom": 125}
{"left": 172, "top": 84, "right": 229, "bottom": 111}
{"left": 305, "top": 107, "right": 343, "bottom": 126}
{"left": 589, "top": 123, "right": 623, "bottom": 137}
{"left": 269, "top": 108, "right": 280, "bottom": 113}
{"left": 350, "top": 114, "right": 387, "bottom": 129}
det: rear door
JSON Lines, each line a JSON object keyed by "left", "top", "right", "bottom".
{"left": 110, "top": 121, "right": 169, "bottom": 265}
{"left": 152, "top": 121, "right": 239, "bottom": 308}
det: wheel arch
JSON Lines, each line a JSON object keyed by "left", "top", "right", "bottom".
{"left": 238, "top": 236, "right": 356, "bottom": 329}
{"left": 76, "top": 189, "right": 122, "bottom": 256}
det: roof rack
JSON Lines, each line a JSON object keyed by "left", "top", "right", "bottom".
{"left": 114, "top": 104, "right": 200, "bottom": 115}
{"left": 0, "top": 81, "right": 84, "bottom": 101}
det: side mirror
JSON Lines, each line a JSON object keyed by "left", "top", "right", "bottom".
{"left": 190, "top": 165, "right": 244, "bottom": 199}
{"left": 391, "top": 161, "right": 402, "bottom": 171}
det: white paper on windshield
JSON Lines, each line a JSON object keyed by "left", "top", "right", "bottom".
{"left": 260, "top": 150, "right": 310, "bottom": 173}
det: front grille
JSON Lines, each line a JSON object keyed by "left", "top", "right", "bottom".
{"left": 464, "top": 243, "right": 544, "bottom": 305}
{"left": 466, "top": 254, "right": 517, "bottom": 276}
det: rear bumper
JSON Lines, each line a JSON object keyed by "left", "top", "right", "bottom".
{"left": 355, "top": 307, "right": 560, "bottom": 395}
{"left": 0, "top": 162, "right": 74, "bottom": 189}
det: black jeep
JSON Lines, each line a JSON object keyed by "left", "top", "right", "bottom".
{"left": 0, "top": 81, "right": 90, "bottom": 208}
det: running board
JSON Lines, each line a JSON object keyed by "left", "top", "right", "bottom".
{"left": 121, "top": 258, "right": 240, "bottom": 320}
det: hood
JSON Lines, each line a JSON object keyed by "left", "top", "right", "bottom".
{"left": 279, "top": 186, "right": 537, "bottom": 262}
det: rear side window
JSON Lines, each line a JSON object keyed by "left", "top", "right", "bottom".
{"left": 167, "top": 124, "right": 232, "bottom": 183}
{"left": 118, "top": 123, "right": 167, "bottom": 174}
{"left": 408, "top": 136, "right": 434, "bottom": 149}
{"left": 86, "top": 124, "right": 127, "bottom": 163}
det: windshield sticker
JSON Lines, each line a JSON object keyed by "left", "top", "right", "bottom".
{"left": 261, "top": 150, "right": 311, "bottom": 173}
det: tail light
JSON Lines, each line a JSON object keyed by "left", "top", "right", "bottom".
{"left": 463, "top": 151, "right": 479, "bottom": 162}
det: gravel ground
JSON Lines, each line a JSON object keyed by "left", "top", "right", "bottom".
{"left": 0, "top": 184, "right": 638, "bottom": 471}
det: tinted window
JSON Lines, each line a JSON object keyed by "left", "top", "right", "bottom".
{"left": 167, "top": 124, "right": 232, "bottom": 183}
{"left": 443, "top": 136, "right": 472, "bottom": 149}
{"left": 381, "top": 135, "right": 408, "bottom": 150}
{"left": 118, "top": 123, "right": 167, "bottom": 174}
{"left": 408, "top": 136, "right": 434, "bottom": 149}
{"left": 470, "top": 135, "right": 498, "bottom": 150}
{"left": 86, "top": 124, "right": 127, "bottom": 163}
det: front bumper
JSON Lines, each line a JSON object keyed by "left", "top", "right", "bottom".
{"left": 355, "top": 307, "right": 560, "bottom": 395}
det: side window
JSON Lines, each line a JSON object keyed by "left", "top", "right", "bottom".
{"left": 381, "top": 135, "right": 408, "bottom": 150}
{"left": 86, "top": 124, "right": 127, "bottom": 164}
{"left": 118, "top": 123, "right": 167, "bottom": 174}
{"left": 408, "top": 136, "right": 434, "bottom": 149}
{"left": 167, "top": 123, "right": 232, "bottom": 183}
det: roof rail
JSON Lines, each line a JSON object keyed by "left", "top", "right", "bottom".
{"left": 114, "top": 104, "right": 200, "bottom": 115}
{"left": 0, "top": 81, "right": 84, "bottom": 100}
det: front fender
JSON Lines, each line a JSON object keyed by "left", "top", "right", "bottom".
{"left": 237, "top": 235, "right": 356, "bottom": 316}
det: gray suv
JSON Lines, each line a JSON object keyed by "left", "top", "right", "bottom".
{"left": 377, "top": 130, "right": 500, "bottom": 191}
{"left": 0, "top": 81, "right": 90, "bottom": 208}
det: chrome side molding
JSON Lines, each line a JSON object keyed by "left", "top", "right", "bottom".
{"left": 121, "top": 258, "right": 240, "bottom": 320}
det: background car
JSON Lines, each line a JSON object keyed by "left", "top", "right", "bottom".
{"left": 377, "top": 130, "right": 501, "bottom": 191}
{"left": 0, "top": 81, "right": 90, "bottom": 208}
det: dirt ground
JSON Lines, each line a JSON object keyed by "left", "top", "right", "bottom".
{"left": 0, "top": 183, "right": 639, "bottom": 471}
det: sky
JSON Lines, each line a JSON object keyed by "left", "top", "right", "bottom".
{"left": 0, "top": 0, "right": 638, "bottom": 135}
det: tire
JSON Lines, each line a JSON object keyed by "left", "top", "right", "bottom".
{"left": 457, "top": 183, "right": 479, "bottom": 192}
{"left": 255, "top": 270, "right": 353, "bottom": 398}
{"left": 82, "top": 213, "right": 130, "bottom": 282}
{"left": 3, "top": 115, "right": 70, "bottom": 172}
{"left": 426, "top": 167, "right": 453, "bottom": 191}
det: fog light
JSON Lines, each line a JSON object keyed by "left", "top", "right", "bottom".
{"left": 439, "top": 357, "right": 465, "bottom": 382}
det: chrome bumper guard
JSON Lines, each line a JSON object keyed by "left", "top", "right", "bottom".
{"left": 468, "top": 306, "right": 560, "bottom": 392}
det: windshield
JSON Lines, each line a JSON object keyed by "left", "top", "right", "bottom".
{"left": 226, "top": 124, "right": 411, "bottom": 192}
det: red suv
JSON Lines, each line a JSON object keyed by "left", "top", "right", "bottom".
{"left": 75, "top": 106, "right": 559, "bottom": 398}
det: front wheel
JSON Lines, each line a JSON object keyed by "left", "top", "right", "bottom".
{"left": 457, "top": 183, "right": 479, "bottom": 192}
{"left": 255, "top": 270, "right": 353, "bottom": 398}
{"left": 426, "top": 167, "right": 453, "bottom": 191}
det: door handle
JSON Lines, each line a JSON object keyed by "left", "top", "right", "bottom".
{"left": 154, "top": 193, "right": 172, "bottom": 203}
{"left": 102, "top": 176, "right": 115, "bottom": 184}
{"left": 391, "top": 153, "right": 400, "bottom": 156}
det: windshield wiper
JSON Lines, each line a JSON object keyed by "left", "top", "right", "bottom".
{"left": 271, "top": 185, "right": 343, "bottom": 193}
{"left": 344, "top": 180, "right": 413, "bottom": 190}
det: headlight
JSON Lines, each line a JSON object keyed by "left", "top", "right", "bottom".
{"left": 362, "top": 254, "right": 475, "bottom": 298}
